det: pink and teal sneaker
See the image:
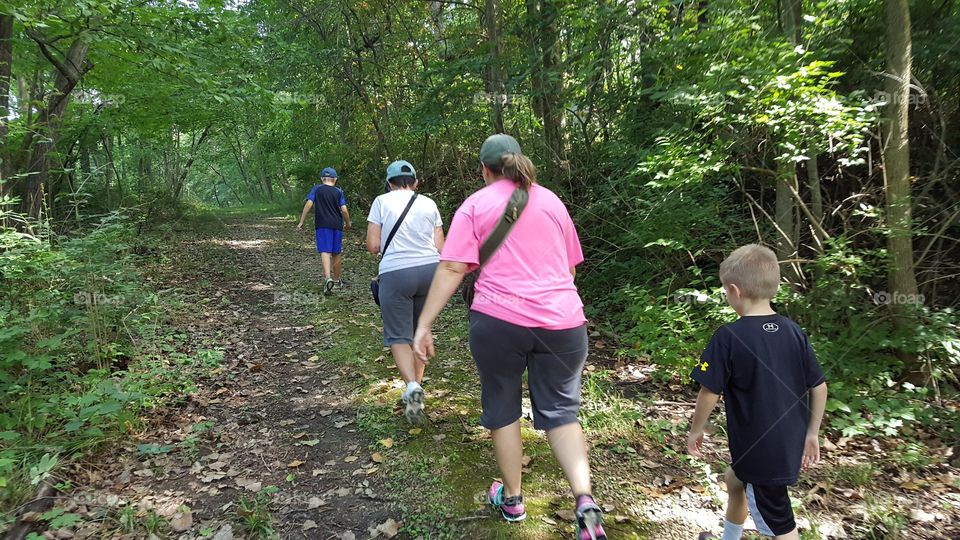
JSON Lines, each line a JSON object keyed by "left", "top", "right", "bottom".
{"left": 575, "top": 495, "right": 607, "bottom": 540}
{"left": 488, "top": 481, "right": 526, "bottom": 522}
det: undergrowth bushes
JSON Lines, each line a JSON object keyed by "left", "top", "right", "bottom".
{"left": 0, "top": 210, "right": 219, "bottom": 522}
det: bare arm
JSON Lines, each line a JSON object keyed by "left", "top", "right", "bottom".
{"left": 570, "top": 266, "right": 576, "bottom": 278}
{"left": 366, "top": 222, "right": 382, "bottom": 255}
{"left": 341, "top": 205, "right": 351, "bottom": 230}
{"left": 802, "top": 382, "right": 828, "bottom": 469}
{"left": 412, "top": 261, "right": 469, "bottom": 363}
{"left": 297, "top": 200, "right": 313, "bottom": 229}
{"left": 433, "top": 226, "right": 445, "bottom": 252}
{"left": 687, "top": 386, "right": 721, "bottom": 457}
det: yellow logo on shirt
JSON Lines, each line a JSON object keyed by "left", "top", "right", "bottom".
{"left": 700, "top": 362, "right": 709, "bottom": 372}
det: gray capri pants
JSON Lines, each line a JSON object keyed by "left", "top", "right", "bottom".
{"left": 378, "top": 262, "right": 438, "bottom": 346}
{"left": 469, "top": 310, "right": 588, "bottom": 431}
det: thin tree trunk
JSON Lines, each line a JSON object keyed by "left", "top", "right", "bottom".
{"left": 483, "top": 0, "right": 504, "bottom": 133}
{"left": 807, "top": 149, "right": 823, "bottom": 234}
{"left": 539, "top": 0, "right": 565, "bottom": 179}
{"left": 776, "top": 0, "right": 801, "bottom": 283}
{"left": 881, "top": 0, "right": 922, "bottom": 380}
{"left": 0, "top": 14, "right": 13, "bottom": 184}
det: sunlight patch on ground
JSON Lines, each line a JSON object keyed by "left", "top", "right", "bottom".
{"left": 207, "top": 238, "right": 274, "bottom": 250}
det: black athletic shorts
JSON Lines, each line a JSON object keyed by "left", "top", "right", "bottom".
{"left": 468, "top": 311, "right": 588, "bottom": 431}
{"left": 746, "top": 483, "right": 796, "bottom": 536}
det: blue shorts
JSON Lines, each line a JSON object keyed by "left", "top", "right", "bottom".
{"left": 315, "top": 228, "right": 343, "bottom": 254}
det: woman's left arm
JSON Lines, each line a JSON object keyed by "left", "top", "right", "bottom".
{"left": 413, "top": 261, "right": 468, "bottom": 363}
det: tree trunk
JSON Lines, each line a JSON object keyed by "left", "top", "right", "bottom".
{"left": 775, "top": 163, "right": 799, "bottom": 284}
{"left": 775, "top": 0, "right": 801, "bottom": 284}
{"left": 0, "top": 14, "right": 13, "bottom": 184}
{"left": 881, "top": 0, "right": 922, "bottom": 380}
{"left": 539, "top": 0, "right": 565, "bottom": 180}
{"left": 483, "top": 0, "right": 505, "bottom": 133}
{"left": 806, "top": 149, "right": 823, "bottom": 228}
{"left": 19, "top": 35, "right": 91, "bottom": 218}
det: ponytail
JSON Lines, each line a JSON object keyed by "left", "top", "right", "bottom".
{"left": 491, "top": 153, "right": 536, "bottom": 191}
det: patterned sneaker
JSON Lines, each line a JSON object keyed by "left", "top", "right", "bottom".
{"left": 324, "top": 278, "right": 335, "bottom": 294}
{"left": 575, "top": 495, "right": 607, "bottom": 540}
{"left": 402, "top": 384, "right": 425, "bottom": 425}
{"left": 488, "top": 481, "right": 526, "bottom": 522}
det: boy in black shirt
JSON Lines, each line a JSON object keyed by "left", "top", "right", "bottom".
{"left": 687, "top": 244, "right": 828, "bottom": 540}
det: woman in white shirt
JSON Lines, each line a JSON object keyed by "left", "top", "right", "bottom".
{"left": 366, "top": 160, "right": 445, "bottom": 425}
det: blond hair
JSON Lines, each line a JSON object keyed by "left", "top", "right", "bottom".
{"left": 487, "top": 153, "right": 536, "bottom": 191}
{"left": 719, "top": 244, "right": 780, "bottom": 299}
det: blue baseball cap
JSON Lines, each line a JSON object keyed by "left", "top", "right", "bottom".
{"left": 321, "top": 167, "right": 338, "bottom": 179}
{"left": 385, "top": 160, "right": 416, "bottom": 182}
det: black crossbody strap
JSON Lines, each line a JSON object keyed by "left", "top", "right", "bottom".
{"left": 477, "top": 188, "right": 529, "bottom": 269}
{"left": 382, "top": 193, "right": 418, "bottom": 256}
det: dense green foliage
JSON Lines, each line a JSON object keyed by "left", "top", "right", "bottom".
{"left": 1, "top": 0, "right": 959, "bottom": 526}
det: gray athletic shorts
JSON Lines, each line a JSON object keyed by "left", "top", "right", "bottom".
{"left": 378, "top": 263, "right": 438, "bottom": 346}
{"left": 468, "top": 311, "right": 588, "bottom": 431}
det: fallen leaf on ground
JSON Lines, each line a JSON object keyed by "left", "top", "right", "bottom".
{"left": 379, "top": 438, "right": 394, "bottom": 448}
{"left": 302, "top": 520, "right": 317, "bottom": 531}
{"left": 300, "top": 439, "right": 320, "bottom": 447}
{"left": 371, "top": 452, "right": 385, "bottom": 463}
{"left": 307, "top": 355, "right": 319, "bottom": 362}
{"left": 308, "top": 497, "right": 327, "bottom": 509}
{"left": 376, "top": 518, "right": 401, "bottom": 538}
{"left": 409, "top": 428, "right": 422, "bottom": 435}
{"left": 344, "top": 456, "right": 358, "bottom": 463}
{"left": 288, "top": 460, "right": 305, "bottom": 468}
{"left": 170, "top": 510, "right": 192, "bottom": 532}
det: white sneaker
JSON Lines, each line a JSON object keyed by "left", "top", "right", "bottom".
{"left": 402, "top": 382, "right": 425, "bottom": 425}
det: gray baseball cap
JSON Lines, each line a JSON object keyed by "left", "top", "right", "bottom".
{"left": 479, "top": 134, "right": 522, "bottom": 167}
{"left": 386, "top": 160, "right": 417, "bottom": 182}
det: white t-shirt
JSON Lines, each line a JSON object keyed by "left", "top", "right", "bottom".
{"left": 367, "top": 190, "right": 443, "bottom": 274}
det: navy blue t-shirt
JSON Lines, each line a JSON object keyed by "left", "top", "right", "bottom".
{"left": 691, "top": 314, "right": 825, "bottom": 486}
{"left": 307, "top": 184, "right": 347, "bottom": 230}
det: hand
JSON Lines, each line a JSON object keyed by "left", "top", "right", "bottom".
{"left": 801, "top": 433, "right": 820, "bottom": 469}
{"left": 297, "top": 222, "right": 303, "bottom": 230}
{"left": 412, "top": 325, "right": 435, "bottom": 365}
{"left": 344, "top": 222, "right": 352, "bottom": 231}
{"left": 687, "top": 430, "right": 704, "bottom": 458}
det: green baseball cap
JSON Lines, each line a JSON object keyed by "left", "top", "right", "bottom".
{"left": 479, "top": 134, "right": 523, "bottom": 167}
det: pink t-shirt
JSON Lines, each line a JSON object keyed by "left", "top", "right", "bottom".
{"left": 441, "top": 179, "right": 586, "bottom": 330}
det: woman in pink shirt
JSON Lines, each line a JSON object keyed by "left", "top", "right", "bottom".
{"left": 413, "top": 135, "right": 607, "bottom": 540}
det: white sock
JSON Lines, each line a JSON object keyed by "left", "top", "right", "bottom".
{"left": 404, "top": 380, "right": 422, "bottom": 397}
{"left": 721, "top": 519, "right": 744, "bottom": 540}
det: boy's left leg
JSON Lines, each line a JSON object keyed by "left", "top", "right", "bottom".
{"left": 319, "top": 252, "right": 332, "bottom": 280}
{"left": 744, "top": 481, "right": 798, "bottom": 539}
{"left": 331, "top": 254, "right": 342, "bottom": 281}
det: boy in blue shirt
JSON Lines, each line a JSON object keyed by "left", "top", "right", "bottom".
{"left": 687, "top": 244, "right": 828, "bottom": 540}
{"left": 297, "top": 167, "right": 352, "bottom": 293}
